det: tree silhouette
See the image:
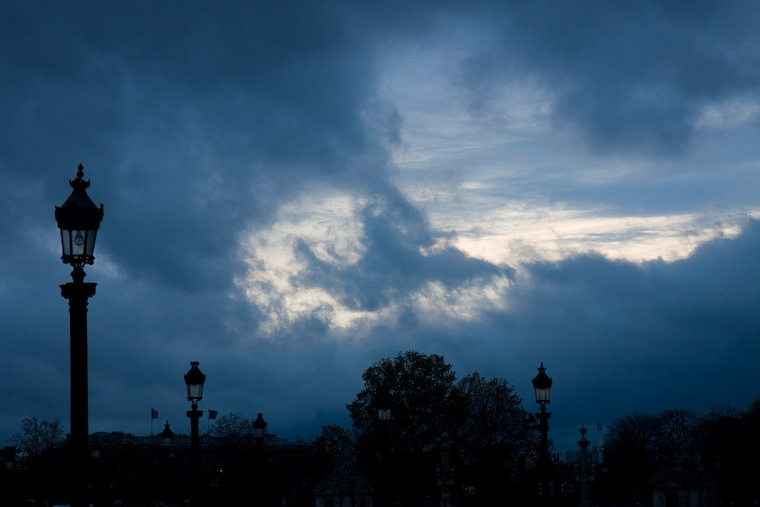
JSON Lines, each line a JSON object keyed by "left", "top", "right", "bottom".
{"left": 347, "top": 351, "right": 532, "bottom": 506}
{"left": 11, "top": 416, "right": 65, "bottom": 457}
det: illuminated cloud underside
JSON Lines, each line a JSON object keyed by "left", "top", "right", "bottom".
{"left": 237, "top": 187, "right": 750, "bottom": 334}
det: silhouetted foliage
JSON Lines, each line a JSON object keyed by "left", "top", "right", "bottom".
{"left": 657, "top": 408, "right": 697, "bottom": 463}
{"left": 693, "top": 404, "right": 758, "bottom": 505}
{"left": 311, "top": 424, "right": 355, "bottom": 479}
{"left": 604, "top": 411, "right": 663, "bottom": 503}
{"left": 347, "top": 351, "right": 457, "bottom": 505}
{"left": 348, "top": 350, "right": 456, "bottom": 455}
{"left": 448, "top": 372, "right": 534, "bottom": 505}
{"left": 603, "top": 401, "right": 760, "bottom": 506}
{"left": 347, "top": 351, "right": 532, "bottom": 506}
{"left": 449, "top": 372, "right": 531, "bottom": 463}
{"left": 10, "top": 417, "right": 65, "bottom": 457}
{"left": 313, "top": 424, "right": 354, "bottom": 457}
{"left": 210, "top": 412, "right": 255, "bottom": 445}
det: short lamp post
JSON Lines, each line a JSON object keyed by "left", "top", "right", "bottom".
{"left": 184, "top": 361, "right": 206, "bottom": 502}
{"left": 252, "top": 413, "right": 268, "bottom": 506}
{"left": 435, "top": 434, "right": 455, "bottom": 507}
{"left": 55, "top": 164, "right": 104, "bottom": 507}
{"left": 532, "top": 362, "right": 553, "bottom": 504}
{"left": 375, "top": 394, "right": 391, "bottom": 507}
{"left": 577, "top": 424, "right": 593, "bottom": 507}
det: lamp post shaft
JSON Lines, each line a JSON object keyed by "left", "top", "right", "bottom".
{"left": 187, "top": 405, "right": 203, "bottom": 504}
{"left": 537, "top": 404, "right": 551, "bottom": 504}
{"left": 61, "top": 272, "right": 96, "bottom": 507}
{"left": 578, "top": 428, "right": 593, "bottom": 507}
{"left": 188, "top": 406, "right": 202, "bottom": 467}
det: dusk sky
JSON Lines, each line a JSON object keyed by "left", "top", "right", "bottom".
{"left": 2, "top": 1, "right": 760, "bottom": 453}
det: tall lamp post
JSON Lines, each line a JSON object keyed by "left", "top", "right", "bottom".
{"left": 184, "top": 361, "right": 206, "bottom": 502}
{"left": 55, "top": 164, "right": 104, "bottom": 507}
{"left": 532, "top": 362, "right": 553, "bottom": 504}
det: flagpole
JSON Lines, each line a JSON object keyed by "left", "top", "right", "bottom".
{"left": 207, "top": 410, "right": 217, "bottom": 434}
{"left": 150, "top": 408, "right": 159, "bottom": 436}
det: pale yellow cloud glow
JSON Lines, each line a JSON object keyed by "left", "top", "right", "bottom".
{"left": 431, "top": 204, "right": 744, "bottom": 266}
{"left": 236, "top": 190, "right": 512, "bottom": 333}
{"left": 236, "top": 184, "right": 751, "bottom": 336}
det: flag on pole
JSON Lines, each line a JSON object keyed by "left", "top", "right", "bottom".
{"left": 208, "top": 410, "right": 218, "bottom": 420}
{"left": 151, "top": 408, "right": 159, "bottom": 419}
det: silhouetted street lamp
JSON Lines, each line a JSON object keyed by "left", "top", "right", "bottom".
{"left": 160, "top": 421, "right": 175, "bottom": 447}
{"left": 184, "top": 361, "right": 206, "bottom": 502}
{"left": 532, "top": 362, "right": 553, "bottom": 504}
{"left": 252, "top": 413, "right": 268, "bottom": 440}
{"left": 55, "top": 164, "right": 104, "bottom": 507}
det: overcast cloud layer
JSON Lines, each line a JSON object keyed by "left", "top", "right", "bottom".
{"left": 2, "top": 1, "right": 760, "bottom": 451}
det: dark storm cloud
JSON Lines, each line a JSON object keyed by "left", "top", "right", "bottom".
{"left": 0, "top": 1, "right": 379, "bottom": 434}
{"left": 293, "top": 189, "right": 510, "bottom": 312}
{"left": 0, "top": 1, "right": 395, "bottom": 292}
{"left": 456, "top": 0, "right": 760, "bottom": 156}
{"left": 2, "top": 1, "right": 759, "bottom": 450}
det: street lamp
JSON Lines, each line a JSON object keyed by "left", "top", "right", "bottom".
{"left": 252, "top": 413, "right": 268, "bottom": 440}
{"left": 532, "top": 362, "right": 552, "bottom": 504}
{"left": 160, "top": 421, "right": 175, "bottom": 447}
{"left": 185, "top": 361, "right": 206, "bottom": 403}
{"left": 184, "top": 361, "right": 206, "bottom": 502}
{"left": 55, "top": 164, "right": 104, "bottom": 507}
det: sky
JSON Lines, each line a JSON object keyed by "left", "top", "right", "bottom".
{"left": 2, "top": 1, "right": 760, "bottom": 453}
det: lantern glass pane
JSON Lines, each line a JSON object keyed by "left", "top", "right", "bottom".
{"left": 84, "top": 229, "right": 97, "bottom": 257}
{"left": 535, "top": 387, "right": 551, "bottom": 403}
{"left": 186, "top": 383, "right": 203, "bottom": 400}
{"left": 61, "top": 230, "right": 72, "bottom": 257}
{"left": 378, "top": 408, "right": 391, "bottom": 421}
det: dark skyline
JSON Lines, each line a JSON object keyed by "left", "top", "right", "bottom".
{"left": 2, "top": 1, "right": 760, "bottom": 452}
